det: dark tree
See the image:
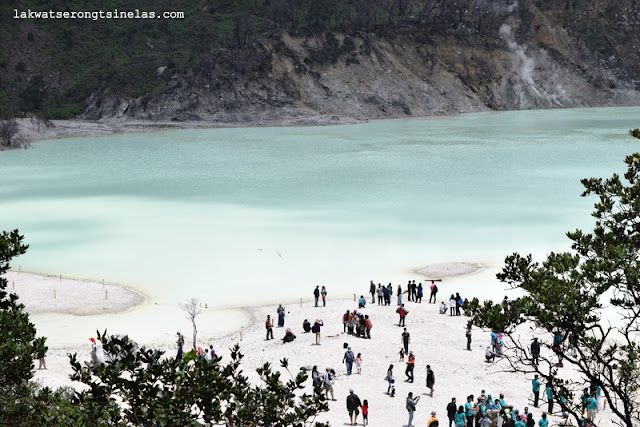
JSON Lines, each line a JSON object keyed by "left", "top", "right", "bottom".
{"left": 0, "top": 230, "right": 47, "bottom": 424}
{"left": 69, "top": 333, "right": 329, "bottom": 426}
{"left": 467, "top": 153, "right": 640, "bottom": 427}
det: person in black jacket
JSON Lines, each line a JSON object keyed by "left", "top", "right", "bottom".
{"left": 346, "top": 389, "right": 362, "bottom": 426}
{"left": 531, "top": 337, "right": 541, "bottom": 366}
{"left": 446, "top": 397, "right": 457, "bottom": 427}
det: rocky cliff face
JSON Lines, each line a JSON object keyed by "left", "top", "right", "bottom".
{"left": 84, "top": 0, "right": 640, "bottom": 122}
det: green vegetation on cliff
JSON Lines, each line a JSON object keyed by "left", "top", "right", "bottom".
{"left": 0, "top": 0, "right": 638, "bottom": 119}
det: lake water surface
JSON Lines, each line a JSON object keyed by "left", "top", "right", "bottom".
{"left": 1, "top": 107, "right": 639, "bottom": 343}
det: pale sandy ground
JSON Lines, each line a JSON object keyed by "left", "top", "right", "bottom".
{"left": 13, "top": 263, "right": 616, "bottom": 426}
{"left": 6, "top": 271, "right": 145, "bottom": 315}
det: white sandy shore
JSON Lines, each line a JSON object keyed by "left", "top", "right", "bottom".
{"left": 6, "top": 271, "right": 145, "bottom": 315}
{"left": 17, "top": 264, "right": 615, "bottom": 426}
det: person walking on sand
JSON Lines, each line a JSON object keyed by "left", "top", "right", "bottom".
{"left": 377, "top": 284, "right": 383, "bottom": 305}
{"left": 455, "top": 292, "right": 462, "bottom": 316}
{"left": 407, "top": 280, "right": 413, "bottom": 302}
{"left": 265, "top": 315, "right": 274, "bottom": 340}
{"left": 397, "top": 284, "right": 403, "bottom": 305}
{"left": 401, "top": 328, "right": 410, "bottom": 354}
{"left": 314, "top": 286, "right": 320, "bottom": 307}
{"left": 176, "top": 332, "right": 185, "bottom": 360}
{"left": 466, "top": 322, "right": 473, "bottom": 351}
{"left": 429, "top": 281, "right": 438, "bottom": 303}
{"left": 277, "top": 304, "right": 285, "bottom": 327}
{"left": 346, "top": 388, "right": 362, "bottom": 426}
{"left": 312, "top": 318, "right": 323, "bottom": 345}
{"left": 406, "top": 392, "right": 420, "bottom": 427}
{"left": 344, "top": 346, "right": 356, "bottom": 375}
{"left": 361, "top": 399, "right": 369, "bottom": 426}
{"left": 370, "top": 280, "right": 376, "bottom": 304}
{"left": 447, "top": 398, "right": 457, "bottom": 427}
{"left": 321, "top": 285, "right": 327, "bottom": 306}
{"left": 405, "top": 351, "right": 415, "bottom": 383}
{"left": 397, "top": 304, "right": 408, "bottom": 326}
{"left": 324, "top": 367, "right": 336, "bottom": 400}
{"left": 449, "top": 294, "right": 456, "bottom": 316}
{"left": 355, "top": 353, "right": 363, "bottom": 374}
{"left": 426, "top": 364, "right": 435, "bottom": 397}
{"left": 386, "top": 364, "right": 395, "bottom": 394}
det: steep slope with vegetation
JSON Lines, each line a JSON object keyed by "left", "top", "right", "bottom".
{"left": 1, "top": 0, "right": 639, "bottom": 122}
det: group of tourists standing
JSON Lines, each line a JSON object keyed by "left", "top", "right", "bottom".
{"left": 369, "top": 279, "right": 440, "bottom": 306}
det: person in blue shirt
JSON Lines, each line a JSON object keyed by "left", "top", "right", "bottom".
{"left": 538, "top": 412, "right": 549, "bottom": 427}
{"left": 545, "top": 384, "right": 554, "bottom": 414}
{"left": 532, "top": 375, "right": 541, "bottom": 407}
{"left": 498, "top": 393, "right": 508, "bottom": 409}
{"left": 358, "top": 295, "right": 366, "bottom": 308}
{"left": 586, "top": 395, "right": 598, "bottom": 422}
{"left": 455, "top": 405, "right": 466, "bottom": 427}
{"left": 559, "top": 393, "right": 568, "bottom": 418}
{"left": 465, "top": 395, "right": 477, "bottom": 426}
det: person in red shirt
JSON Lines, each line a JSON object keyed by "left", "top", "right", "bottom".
{"left": 361, "top": 399, "right": 369, "bottom": 425}
{"left": 396, "top": 303, "right": 408, "bottom": 326}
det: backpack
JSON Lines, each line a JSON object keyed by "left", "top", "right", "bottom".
{"left": 324, "top": 372, "right": 332, "bottom": 385}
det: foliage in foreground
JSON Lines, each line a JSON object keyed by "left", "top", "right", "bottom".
{"left": 0, "top": 230, "right": 48, "bottom": 424}
{"left": 0, "top": 230, "right": 327, "bottom": 425}
{"left": 69, "top": 332, "right": 328, "bottom": 426}
{"left": 467, "top": 152, "right": 640, "bottom": 427}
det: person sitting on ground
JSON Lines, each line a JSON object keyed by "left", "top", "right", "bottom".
{"left": 485, "top": 345, "right": 496, "bottom": 362}
{"left": 282, "top": 328, "right": 296, "bottom": 343}
{"left": 439, "top": 301, "right": 447, "bottom": 314}
{"left": 358, "top": 295, "right": 367, "bottom": 308}
{"left": 303, "top": 319, "right": 311, "bottom": 333}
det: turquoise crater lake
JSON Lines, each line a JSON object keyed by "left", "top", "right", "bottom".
{"left": 1, "top": 107, "right": 639, "bottom": 310}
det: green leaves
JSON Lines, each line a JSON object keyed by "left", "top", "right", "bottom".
{"left": 472, "top": 153, "right": 640, "bottom": 427}
{"left": 0, "top": 230, "right": 49, "bottom": 425}
{"left": 68, "top": 338, "right": 327, "bottom": 426}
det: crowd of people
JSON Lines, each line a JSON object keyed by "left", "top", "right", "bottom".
{"left": 216, "top": 280, "right": 604, "bottom": 427}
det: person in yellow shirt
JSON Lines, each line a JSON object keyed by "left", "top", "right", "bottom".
{"left": 427, "top": 411, "right": 439, "bottom": 426}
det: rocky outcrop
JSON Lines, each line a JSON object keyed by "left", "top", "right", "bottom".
{"left": 83, "top": 0, "right": 640, "bottom": 122}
